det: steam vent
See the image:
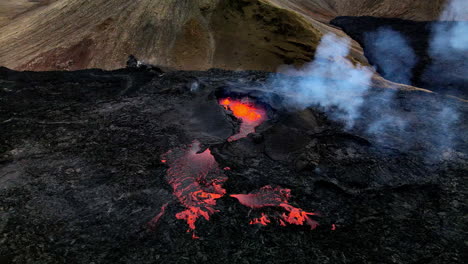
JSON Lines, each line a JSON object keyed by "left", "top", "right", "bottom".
{"left": 0, "top": 0, "right": 467, "bottom": 263}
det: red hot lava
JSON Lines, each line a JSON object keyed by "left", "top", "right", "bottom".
{"left": 155, "top": 98, "right": 267, "bottom": 239}
{"left": 250, "top": 213, "right": 271, "bottom": 226}
{"left": 161, "top": 141, "right": 227, "bottom": 238}
{"left": 219, "top": 98, "right": 266, "bottom": 141}
{"left": 154, "top": 97, "right": 320, "bottom": 238}
{"left": 231, "top": 185, "right": 319, "bottom": 230}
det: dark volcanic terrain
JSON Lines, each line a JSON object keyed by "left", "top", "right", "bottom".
{"left": 0, "top": 66, "right": 467, "bottom": 263}
{"left": 331, "top": 16, "right": 468, "bottom": 98}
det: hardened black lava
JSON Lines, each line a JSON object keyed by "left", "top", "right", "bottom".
{"left": 0, "top": 65, "right": 467, "bottom": 264}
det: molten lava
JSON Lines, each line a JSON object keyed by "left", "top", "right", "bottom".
{"left": 155, "top": 99, "right": 267, "bottom": 239}
{"left": 153, "top": 98, "right": 319, "bottom": 238}
{"left": 231, "top": 185, "right": 319, "bottom": 229}
{"left": 250, "top": 213, "right": 271, "bottom": 226}
{"left": 160, "top": 141, "right": 227, "bottom": 238}
{"left": 219, "top": 98, "right": 266, "bottom": 141}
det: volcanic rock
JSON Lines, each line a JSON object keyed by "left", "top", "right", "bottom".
{"left": 0, "top": 66, "right": 466, "bottom": 263}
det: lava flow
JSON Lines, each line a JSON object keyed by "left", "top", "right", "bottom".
{"left": 160, "top": 141, "right": 227, "bottom": 238}
{"left": 250, "top": 213, "right": 271, "bottom": 226}
{"left": 155, "top": 98, "right": 318, "bottom": 238}
{"left": 231, "top": 185, "right": 319, "bottom": 229}
{"left": 219, "top": 98, "right": 266, "bottom": 141}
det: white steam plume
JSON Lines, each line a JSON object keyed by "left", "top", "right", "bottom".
{"left": 266, "top": 26, "right": 462, "bottom": 159}
{"left": 270, "top": 34, "right": 373, "bottom": 128}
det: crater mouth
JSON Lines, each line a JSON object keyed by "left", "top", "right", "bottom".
{"left": 218, "top": 97, "right": 267, "bottom": 142}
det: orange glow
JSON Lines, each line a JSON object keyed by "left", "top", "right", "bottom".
{"left": 154, "top": 98, "right": 322, "bottom": 238}
{"left": 220, "top": 98, "right": 231, "bottom": 106}
{"left": 231, "top": 103, "right": 261, "bottom": 122}
{"left": 279, "top": 219, "right": 287, "bottom": 226}
{"left": 231, "top": 185, "right": 319, "bottom": 229}
{"left": 161, "top": 141, "right": 227, "bottom": 238}
{"left": 250, "top": 213, "right": 271, "bottom": 226}
{"left": 280, "top": 204, "right": 318, "bottom": 230}
{"left": 219, "top": 97, "right": 266, "bottom": 141}
{"left": 231, "top": 186, "right": 290, "bottom": 208}
{"left": 220, "top": 97, "right": 264, "bottom": 122}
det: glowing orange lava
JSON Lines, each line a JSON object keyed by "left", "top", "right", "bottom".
{"left": 231, "top": 185, "right": 319, "bottom": 229}
{"left": 152, "top": 98, "right": 320, "bottom": 239}
{"left": 220, "top": 98, "right": 263, "bottom": 122}
{"left": 160, "top": 141, "right": 227, "bottom": 238}
{"left": 250, "top": 213, "right": 271, "bottom": 226}
{"left": 219, "top": 97, "right": 266, "bottom": 141}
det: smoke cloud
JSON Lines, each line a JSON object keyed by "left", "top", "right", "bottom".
{"left": 430, "top": 106, "right": 460, "bottom": 153}
{"left": 422, "top": 0, "right": 468, "bottom": 94}
{"left": 364, "top": 27, "right": 417, "bottom": 85}
{"left": 266, "top": 18, "right": 462, "bottom": 159}
{"left": 439, "top": 0, "right": 468, "bottom": 20}
{"left": 269, "top": 34, "right": 373, "bottom": 128}
{"left": 365, "top": 89, "right": 408, "bottom": 146}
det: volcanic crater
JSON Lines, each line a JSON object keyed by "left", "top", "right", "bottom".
{"left": 0, "top": 63, "right": 466, "bottom": 263}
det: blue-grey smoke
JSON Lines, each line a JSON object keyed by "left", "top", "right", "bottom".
{"left": 360, "top": 28, "right": 416, "bottom": 147}
{"left": 364, "top": 27, "right": 417, "bottom": 85}
{"left": 266, "top": 28, "right": 462, "bottom": 159}
{"left": 423, "top": 0, "right": 468, "bottom": 93}
{"left": 355, "top": 1, "right": 463, "bottom": 157}
{"left": 269, "top": 34, "right": 373, "bottom": 128}
{"left": 431, "top": 106, "right": 459, "bottom": 152}
{"left": 365, "top": 89, "right": 408, "bottom": 147}
{"left": 358, "top": 29, "right": 413, "bottom": 144}
{"left": 439, "top": 0, "right": 468, "bottom": 20}
{"left": 419, "top": 0, "right": 465, "bottom": 156}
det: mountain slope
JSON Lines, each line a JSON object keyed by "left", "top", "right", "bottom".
{"left": 0, "top": 0, "right": 454, "bottom": 81}
{"left": 0, "top": 0, "right": 58, "bottom": 27}
{"left": 0, "top": 0, "right": 322, "bottom": 71}
{"left": 269, "top": 0, "right": 447, "bottom": 22}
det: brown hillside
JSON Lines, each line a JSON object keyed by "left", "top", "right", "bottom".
{"left": 0, "top": 0, "right": 452, "bottom": 76}
{"left": 0, "top": 0, "right": 322, "bottom": 71}
{"left": 0, "top": 0, "right": 58, "bottom": 27}
{"left": 269, "top": 0, "right": 447, "bottom": 22}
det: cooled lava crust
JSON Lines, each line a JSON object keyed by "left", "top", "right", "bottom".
{"left": 0, "top": 66, "right": 467, "bottom": 263}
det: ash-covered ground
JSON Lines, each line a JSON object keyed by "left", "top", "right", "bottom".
{"left": 0, "top": 65, "right": 467, "bottom": 263}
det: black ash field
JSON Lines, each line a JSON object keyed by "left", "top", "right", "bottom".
{"left": 0, "top": 65, "right": 466, "bottom": 263}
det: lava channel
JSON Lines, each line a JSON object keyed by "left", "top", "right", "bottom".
{"left": 161, "top": 141, "right": 227, "bottom": 238}
{"left": 231, "top": 185, "right": 319, "bottom": 229}
{"left": 219, "top": 98, "right": 266, "bottom": 141}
